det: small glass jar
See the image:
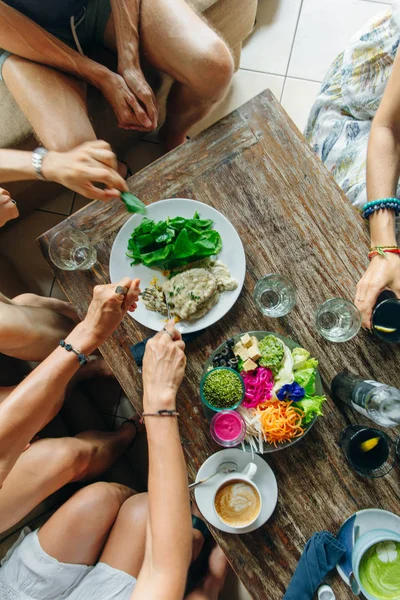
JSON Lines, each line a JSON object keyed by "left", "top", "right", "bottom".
{"left": 200, "top": 367, "right": 245, "bottom": 413}
{"left": 210, "top": 410, "right": 246, "bottom": 447}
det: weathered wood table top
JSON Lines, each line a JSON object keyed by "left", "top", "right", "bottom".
{"left": 38, "top": 91, "right": 400, "bottom": 600}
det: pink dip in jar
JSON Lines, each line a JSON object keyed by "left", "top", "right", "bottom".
{"left": 210, "top": 410, "right": 246, "bottom": 447}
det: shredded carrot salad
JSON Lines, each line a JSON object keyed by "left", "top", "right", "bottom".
{"left": 256, "top": 400, "right": 304, "bottom": 446}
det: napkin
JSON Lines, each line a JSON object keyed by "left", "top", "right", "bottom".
{"left": 130, "top": 330, "right": 204, "bottom": 367}
{"left": 283, "top": 532, "right": 346, "bottom": 600}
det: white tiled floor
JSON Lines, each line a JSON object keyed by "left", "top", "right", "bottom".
{"left": 0, "top": 1, "right": 393, "bottom": 598}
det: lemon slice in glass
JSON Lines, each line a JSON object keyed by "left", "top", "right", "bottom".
{"left": 360, "top": 437, "right": 380, "bottom": 452}
{"left": 374, "top": 325, "right": 397, "bottom": 333}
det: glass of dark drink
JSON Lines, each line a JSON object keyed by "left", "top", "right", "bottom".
{"left": 372, "top": 291, "right": 400, "bottom": 343}
{"left": 339, "top": 425, "right": 395, "bottom": 478}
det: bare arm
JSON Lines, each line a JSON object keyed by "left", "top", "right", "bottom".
{"left": 131, "top": 323, "right": 192, "bottom": 600}
{"left": 355, "top": 49, "right": 400, "bottom": 327}
{"left": 0, "top": 142, "right": 128, "bottom": 214}
{"left": 0, "top": 278, "right": 140, "bottom": 488}
{"left": 110, "top": 0, "right": 158, "bottom": 128}
{"left": 0, "top": 1, "right": 108, "bottom": 87}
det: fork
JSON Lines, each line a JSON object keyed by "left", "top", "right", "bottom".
{"left": 139, "top": 288, "right": 171, "bottom": 319}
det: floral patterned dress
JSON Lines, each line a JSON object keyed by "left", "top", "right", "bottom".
{"left": 305, "top": 2, "right": 400, "bottom": 209}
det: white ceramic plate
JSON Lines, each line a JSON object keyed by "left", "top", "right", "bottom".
{"left": 194, "top": 448, "right": 278, "bottom": 534}
{"left": 109, "top": 198, "right": 246, "bottom": 333}
{"left": 336, "top": 508, "right": 400, "bottom": 586}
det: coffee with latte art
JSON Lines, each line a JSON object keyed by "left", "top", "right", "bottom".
{"left": 214, "top": 479, "right": 261, "bottom": 527}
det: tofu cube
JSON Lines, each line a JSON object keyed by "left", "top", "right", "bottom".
{"left": 241, "top": 333, "right": 252, "bottom": 348}
{"left": 243, "top": 358, "right": 258, "bottom": 372}
{"left": 250, "top": 336, "right": 259, "bottom": 347}
{"left": 247, "top": 345, "right": 261, "bottom": 361}
{"left": 233, "top": 341, "right": 245, "bottom": 356}
{"left": 238, "top": 349, "right": 250, "bottom": 361}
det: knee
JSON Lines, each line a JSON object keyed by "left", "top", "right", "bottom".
{"left": 46, "top": 439, "right": 92, "bottom": 482}
{"left": 117, "top": 493, "right": 149, "bottom": 528}
{"left": 72, "top": 482, "right": 134, "bottom": 515}
{"left": 65, "top": 482, "right": 135, "bottom": 528}
{"left": 191, "top": 37, "right": 234, "bottom": 101}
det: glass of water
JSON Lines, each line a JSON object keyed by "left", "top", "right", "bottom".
{"left": 49, "top": 227, "right": 97, "bottom": 271}
{"left": 315, "top": 298, "right": 361, "bottom": 342}
{"left": 253, "top": 274, "right": 296, "bottom": 317}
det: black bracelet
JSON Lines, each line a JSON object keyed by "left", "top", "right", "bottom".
{"left": 141, "top": 409, "right": 179, "bottom": 424}
{"left": 59, "top": 340, "right": 88, "bottom": 366}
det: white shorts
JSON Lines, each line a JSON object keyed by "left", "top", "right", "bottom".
{"left": 0, "top": 528, "right": 136, "bottom": 600}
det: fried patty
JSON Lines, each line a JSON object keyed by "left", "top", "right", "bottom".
{"left": 162, "top": 268, "right": 217, "bottom": 319}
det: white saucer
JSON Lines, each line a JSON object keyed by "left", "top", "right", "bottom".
{"left": 194, "top": 448, "right": 278, "bottom": 534}
{"left": 336, "top": 508, "right": 400, "bottom": 586}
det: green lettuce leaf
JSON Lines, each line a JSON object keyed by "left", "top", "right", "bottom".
{"left": 126, "top": 213, "right": 222, "bottom": 270}
{"left": 294, "top": 367, "right": 316, "bottom": 395}
{"left": 295, "top": 395, "right": 325, "bottom": 425}
{"left": 292, "top": 347, "right": 310, "bottom": 370}
{"left": 121, "top": 192, "right": 147, "bottom": 214}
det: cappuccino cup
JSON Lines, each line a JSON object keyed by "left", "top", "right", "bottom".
{"left": 213, "top": 462, "right": 262, "bottom": 530}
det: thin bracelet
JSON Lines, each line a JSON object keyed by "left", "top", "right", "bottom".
{"left": 369, "top": 245, "right": 398, "bottom": 252}
{"left": 141, "top": 409, "right": 180, "bottom": 424}
{"left": 59, "top": 340, "right": 88, "bottom": 366}
{"left": 368, "top": 248, "right": 400, "bottom": 260}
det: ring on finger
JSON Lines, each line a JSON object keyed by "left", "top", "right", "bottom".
{"left": 163, "top": 326, "right": 174, "bottom": 339}
{"left": 115, "top": 285, "right": 129, "bottom": 296}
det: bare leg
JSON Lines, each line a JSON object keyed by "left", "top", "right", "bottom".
{"left": 103, "top": 0, "right": 234, "bottom": 150}
{"left": 185, "top": 546, "right": 229, "bottom": 600}
{"left": 0, "top": 423, "right": 137, "bottom": 533}
{"left": 0, "top": 293, "right": 77, "bottom": 361}
{"left": 2, "top": 56, "right": 129, "bottom": 177}
{"left": 99, "top": 498, "right": 210, "bottom": 579}
{"left": 12, "top": 293, "right": 79, "bottom": 323}
{"left": 38, "top": 482, "right": 135, "bottom": 565}
{"left": 2, "top": 56, "right": 95, "bottom": 152}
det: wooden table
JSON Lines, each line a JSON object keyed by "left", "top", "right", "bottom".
{"left": 38, "top": 91, "right": 400, "bottom": 600}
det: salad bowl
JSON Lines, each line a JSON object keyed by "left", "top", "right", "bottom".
{"left": 202, "top": 331, "right": 324, "bottom": 454}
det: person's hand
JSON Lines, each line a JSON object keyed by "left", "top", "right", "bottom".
{"left": 355, "top": 253, "right": 400, "bottom": 328}
{"left": 119, "top": 64, "right": 158, "bottom": 130}
{"left": 80, "top": 277, "right": 140, "bottom": 347}
{"left": 0, "top": 188, "right": 18, "bottom": 227}
{"left": 100, "top": 72, "right": 154, "bottom": 131}
{"left": 43, "top": 141, "right": 128, "bottom": 202}
{"left": 142, "top": 320, "right": 186, "bottom": 410}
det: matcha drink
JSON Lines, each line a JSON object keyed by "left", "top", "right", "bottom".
{"left": 359, "top": 540, "right": 400, "bottom": 599}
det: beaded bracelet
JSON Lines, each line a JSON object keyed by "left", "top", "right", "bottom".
{"left": 368, "top": 248, "right": 400, "bottom": 260}
{"left": 59, "top": 340, "right": 88, "bottom": 366}
{"left": 369, "top": 245, "right": 398, "bottom": 252}
{"left": 362, "top": 197, "right": 400, "bottom": 219}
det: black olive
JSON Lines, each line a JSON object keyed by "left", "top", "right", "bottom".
{"left": 220, "top": 347, "right": 230, "bottom": 357}
{"left": 229, "top": 357, "right": 239, "bottom": 365}
{"left": 219, "top": 359, "right": 228, "bottom": 367}
{"left": 226, "top": 338, "right": 235, "bottom": 347}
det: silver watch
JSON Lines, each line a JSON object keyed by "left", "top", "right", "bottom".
{"left": 32, "top": 147, "right": 49, "bottom": 181}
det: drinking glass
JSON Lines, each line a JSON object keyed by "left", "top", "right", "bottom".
{"left": 253, "top": 274, "right": 296, "bottom": 317}
{"left": 49, "top": 227, "right": 97, "bottom": 271}
{"left": 372, "top": 291, "right": 400, "bottom": 343}
{"left": 339, "top": 425, "right": 395, "bottom": 478}
{"left": 315, "top": 298, "right": 361, "bottom": 342}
